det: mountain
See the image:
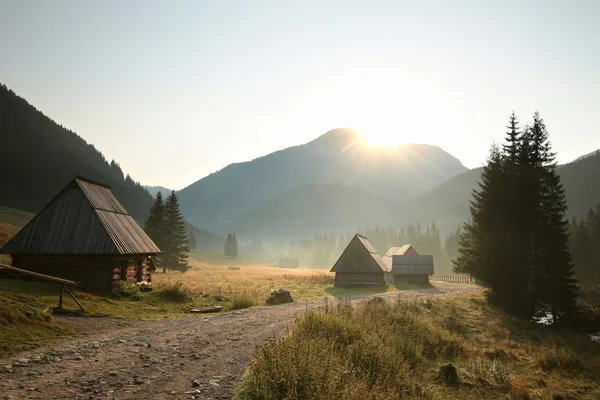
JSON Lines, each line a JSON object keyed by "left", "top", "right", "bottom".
{"left": 145, "top": 186, "right": 174, "bottom": 198}
{"left": 229, "top": 184, "right": 396, "bottom": 239}
{"left": 0, "top": 83, "right": 154, "bottom": 222}
{"left": 229, "top": 151, "right": 600, "bottom": 239}
{"left": 573, "top": 149, "right": 600, "bottom": 162}
{"left": 177, "top": 128, "right": 468, "bottom": 232}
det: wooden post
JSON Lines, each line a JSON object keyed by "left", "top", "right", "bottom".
{"left": 63, "top": 286, "right": 85, "bottom": 312}
{"left": 120, "top": 261, "right": 127, "bottom": 281}
{"left": 58, "top": 286, "right": 64, "bottom": 309}
{"left": 135, "top": 258, "right": 143, "bottom": 283}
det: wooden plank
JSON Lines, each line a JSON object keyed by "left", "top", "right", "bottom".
{"left": 63, "top": 285, "right": 85, "bottom": 312}
{"left": 0, "top": 263, "right": 76, "bottom": 286}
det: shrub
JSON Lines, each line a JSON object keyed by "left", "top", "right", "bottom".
{"left": 155, "top": 281, "right": 191, "bottom": 303}
{"left": 231, "top": 293, "right": 257, "bottom": 310}
{"left": 537, "top": 347, "right": 583, "bottom": 372}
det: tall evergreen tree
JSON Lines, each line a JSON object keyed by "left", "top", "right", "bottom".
{"left": 144, "top": 191, "right": 166, "bottom": 265}
{"left": 503, "top": 111, "right": 520, "bottom": 161}
{"left": 231, "top": 234, "right": 239, "bottom": 259}
{"left": 455, "top": 112, "right": 580, "bottom": 323}
{"left": 224, "top": 234, "right": 233, "bottom": 257}
{"left": 162, "top": 191, "right": 189, "bottom": 272}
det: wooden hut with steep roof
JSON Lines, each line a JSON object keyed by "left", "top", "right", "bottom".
{"left": 381, "top": 244, "right": 419, "bottom": 272}
{"left": 330, "top": 234, "right": 388, "bottom": 286}
{"left": 393, "top": 254, "right": 434, "bottom": 285}
{"left": 0, "top": 176, "right": 160, "bottom": 290}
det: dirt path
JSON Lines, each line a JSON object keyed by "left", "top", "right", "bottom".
{"left": 0, "top": 282, "right": 478, "bottom": 400}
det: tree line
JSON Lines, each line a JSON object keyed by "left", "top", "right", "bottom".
{"left": 454, "top": 112, "right": 578, "bottom": 324}
{"left": 569, "top": 204, "right": 600, "bottom": 288}
{"left": 241, "top": 223, "right": 461, "bottom": 273}
{"left": 144, "top": 191, "right": 190, "bottom": 272}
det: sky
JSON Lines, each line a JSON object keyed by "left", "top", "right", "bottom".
{"left": 1, "top": 0, "right": 599, "bottom": 189}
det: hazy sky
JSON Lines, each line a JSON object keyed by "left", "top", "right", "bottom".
{"left": 1, "top": 0, "right": 599, "bottom": 189}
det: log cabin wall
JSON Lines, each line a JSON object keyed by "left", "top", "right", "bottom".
{"left": 11, "top": 255, "right": 115, "bottom": 290}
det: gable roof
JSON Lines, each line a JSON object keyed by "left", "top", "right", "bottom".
{"left": 392, "top": 255, "right": 434, "bottom": 275}
{"left": 0, "top": 176, "right": 160, "bottom": 256}
{"left": 381, "top": 244, "right": 417, "bottom": 271}
{"left": 330, "top": 234, "right": 387, "bottom": 273}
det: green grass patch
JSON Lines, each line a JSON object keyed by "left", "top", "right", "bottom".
{"left": 236, "top": 295, "right": 600, "bottom": 400}
{"left": 0, "top": 291, "right": 74, "bottom": 357}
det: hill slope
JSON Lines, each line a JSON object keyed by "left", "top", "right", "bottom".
{"left": 0, "top": 83, "right": 153, "bottom": 222}
{"left": 177, "top": 128, "right": 468, "bottom": 232}
{"left": 229, "top": 184, "right": 396, "bottom": 239}
{"left": 231, "top": 152, "right": 600, "bottom": 239}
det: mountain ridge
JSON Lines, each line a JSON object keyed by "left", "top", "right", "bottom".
{"left": 177, "top": 128, "right": 468, "bottom": 232}
{"left": 228, "top": 151, "right": 600, "bottom": 240}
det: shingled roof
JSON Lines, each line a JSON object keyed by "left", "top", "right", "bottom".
{"left": 0, "top": 177, "right": 160, "bottom": 256}
{"left": 331, "top": 234, "right": 387, "bottom": 273}
{"left": 381, "top": 244, "right": 417, "bottom": 271}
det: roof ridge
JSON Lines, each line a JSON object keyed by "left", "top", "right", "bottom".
{"left": 74, "top": 175, "right": 111, "bottom": 189}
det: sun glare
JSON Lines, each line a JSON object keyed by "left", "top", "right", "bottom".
{"left": 358, "top": 128, "right": 404, "bottom": 147}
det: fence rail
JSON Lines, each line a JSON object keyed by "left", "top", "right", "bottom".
{"left": 0, "top": 263, "right": 85, "bottom": 311}
{"left": 431, "top": 275, "right": 473, "bottom": 284}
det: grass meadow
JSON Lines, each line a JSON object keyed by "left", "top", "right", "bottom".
{"left": 236, "top": 295, "right": 600, "bottom": 400}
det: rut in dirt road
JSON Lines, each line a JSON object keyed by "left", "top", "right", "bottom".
{"left": 0, "top": 282, "right": 478, "bottom": 400}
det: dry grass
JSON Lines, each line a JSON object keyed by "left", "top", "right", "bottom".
{"left": 153, "top": 256, "right": 336, "bottom": 306}
{"left": 236, "top": 295, "right": 600, "bottom": 400}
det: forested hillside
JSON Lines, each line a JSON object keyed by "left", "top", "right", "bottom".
{"left": 0, "top": 84, "right": 154, "bottom": 222}
{"left": 408, "top": 152, "right": 600, "bottom": 231}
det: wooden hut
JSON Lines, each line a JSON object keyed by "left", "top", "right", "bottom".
{"left": 392, "top": 255, "right": 434, "bottom": 285}
{"left": 0, "top": 176, "right": 160, "bottom": 290}
{"left": 330, "top": 234, "right": 388, "bottom": 286}
{"left": 381, "top": 244, "right": 419, "bottom": 272}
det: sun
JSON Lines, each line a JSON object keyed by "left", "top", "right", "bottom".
{"left": 357, "top": 126, "right": 404, "bottom": 147}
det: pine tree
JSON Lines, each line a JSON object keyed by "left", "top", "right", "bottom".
{"left": 224, "top": 234, "right": 232, "bottom": 257}
{"left": 503, "top": 111, "right": 520, "bottom": 161}
{"left": 231, "top": 234, "right": 239, "bottom": 259}
{"left": 455, "top": 112, "right": 580, "bottom": 322}
{"left": 144, "top": 191, "right": 166, "bottom": 266}
{"left": 162, "top": 191, "right": 189, "bottom": 272}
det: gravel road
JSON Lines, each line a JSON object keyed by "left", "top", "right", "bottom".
{"left": 0, "top": 282, "right": 478, "bottom": 400}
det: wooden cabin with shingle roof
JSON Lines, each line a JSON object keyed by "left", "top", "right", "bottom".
{"left": 330, "top": 234, "right": 388, "bottom": 286}
{"left": 393, "top": 254, "right": 434, "bottom": 285}
{"left": 381, "top": 244, "right": 419, "bottom": 272}
{"left": 0, "top": 176, "right": 160, "bottom": 290}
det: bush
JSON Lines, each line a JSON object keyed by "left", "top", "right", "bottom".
{"left": 537, "top": 347, "right": 583, "bottom": 372}
{"left": 231, "top": 293, "right": 257, "bottom": 310}
{"left": 155, "top": 281, "right": 191, "bottom": 303}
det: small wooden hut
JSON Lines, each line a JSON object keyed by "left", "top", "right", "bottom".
{"left": 392, "top": 255, "right": 434, "bottom": 285}
{"left": 381, "top": 244, "right": 419, "bottom": 271}
{"left": 0, "top": 176, "right": 160, "bottom": 290}
{"left": 330, "top": 234, "right": 388, "bottom": 286}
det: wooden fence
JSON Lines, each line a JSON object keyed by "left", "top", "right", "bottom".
{"left": 431, "top": 275, "right": 473, "bottom": 284}
{"left": 0, "top": 263, "right": 85, "bottom": 311}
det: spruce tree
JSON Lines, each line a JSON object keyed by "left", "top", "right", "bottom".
{"left": 231, "top": 234, "right": 239, "bottom": 259}
{"left": 455, "top": 112, "right": 580, "bottom": 322}
{"left": 503, "top": 111, "right": 520, "bottom": 161}
{"left": 144, "top": 191, "right": 166, "bottom": 265}
{"left": 163, "top": 191, "right": 189, "bottom": 272}
{"left": 224, "top": 234, "right": 232, "bottom": 257}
